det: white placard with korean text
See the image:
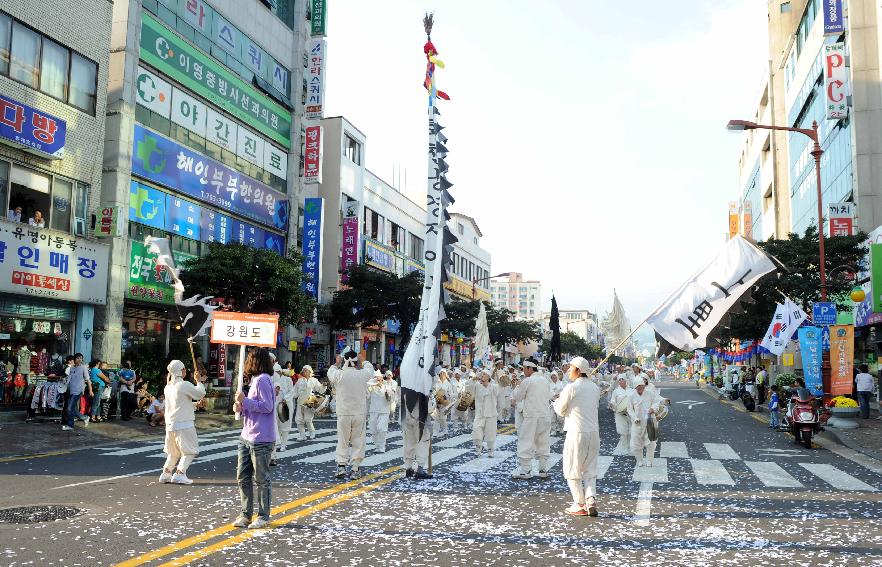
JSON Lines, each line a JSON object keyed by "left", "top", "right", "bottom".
{"left": 263, "top": 143, "right": 288, "bottom": 180}
{"left": 0, "top": 219, "right": 110, "bottom": 305}
{"left": 236, "top": 127, "right": 265, "bottom": 168}
{"left": 824, "top": 42, "right": 848, "bottom": 120}
{"left": 210, "top": 311, "right": 279, "bottom": 347}
{"left": 305, "top": 39, "right": 326, "bottom": 120}
{"left": 206, "top": 107, "right": 237, "bottom": 152}
{"left": 171, "top": 87, "right": 208, "bottom": 138}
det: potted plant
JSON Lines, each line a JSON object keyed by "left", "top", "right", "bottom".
{"left": 826, "top": 395, "right": 860, "bottom": 429}
{"left": 774, "top": 372, "right": 796, "bottom": 390}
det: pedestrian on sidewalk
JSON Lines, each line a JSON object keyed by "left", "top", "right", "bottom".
{"left": 756, "top": 367, "right": 768, "bottom": 406}
{"left": 118, "top": 360, "right": 137, "bottom": 421}
{"left": 159, "top": 360, "right": 206, "bottom": 485}
{"left": 768, "top": 385, "right": 780, "bottom": 429}
{"left": 855, "top": 364, "right": 875, "bottom": 420}
{"left": 62, "top": 354, "right": 89, "bottom": 431}
{"left": 88, "top": 359, "right": 110, "bottom": 422}
{"left": 233, "top": 348, "right": 277, "bottom": 529}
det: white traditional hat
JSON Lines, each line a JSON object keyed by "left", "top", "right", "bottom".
{"left": 522, "top": 359, "right": 538, "bottom": 369}
{"left": 167, "top": 359, "right": 185, "bottom": 378}
{"left": 568, "top": 356, "right": 591, "bottom": 375}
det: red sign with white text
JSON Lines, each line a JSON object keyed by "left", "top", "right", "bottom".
{"left": 303, "top": 126, "right": 322, "bottom": 184}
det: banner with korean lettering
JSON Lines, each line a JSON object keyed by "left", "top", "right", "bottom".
{"left": 340, "top": 215, "right": 359, "bottom": 282}
{"left": 798, "top": 326, "right": 824, "bottom": 396}
{"left": 139, "top": 12, "right": 291, "bottom": 148}
{"left": 311, "top": 0, "right": 327, "bottom": 36}
{"left": 364, "top": 239, "right": 394, "bottom": 272}
{"left": 210, "top": 311, "right": 278, "bottom": 347}
{"left": 829, "top": 202, "right": 854, "bottom": 236}
{"left": 0, "top": 94, "right": 66, "bottom": 160}
{"left": 132, "top": 124, "right": 288, "bottom": 230}
{"left": 647, "top": 235, "right": 777, "bottom": 354}
{"left": 829, "top": 324, "right": 854, "bottom": 396}
{"left": 305, "top": 39, "right": 326, "bottom": 120}
{"left": 128, "top": 240, "right": 195, "bottom": 305}
{"left": 302, "top": 198, "right": 323, "bottom": 299}
{"left": 823, "top": 0, "right": 844, "bottom": 36}
{"left": 824, "top": 43, "right": 848, "bottom": 120}
{"left": 0, "top": 218, "right": 110, "bottom": 305}
{"left": 728, "top": 202, "right": 739, "bottom": 239}
{"left": 303, "top": 126, "right": 322, "bottom": 184}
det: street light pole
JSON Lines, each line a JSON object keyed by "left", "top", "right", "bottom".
{"left": 472, "top": 272, "right": 511, "bottom": 301}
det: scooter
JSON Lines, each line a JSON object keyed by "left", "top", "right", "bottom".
{"left": 741, "top": 383, "right": 757, "bottom": 412}
{"left": 782, "top": 387, "right": 821, "bottom": 449}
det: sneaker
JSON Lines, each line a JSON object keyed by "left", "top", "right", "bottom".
{"left": 159, "top": 470, "right": 172, "bottom": 483}
{"left": 350, "top": 466, "right": 361, "bottom": 479}
{"left": 565, "top": 503, "right": 589, "bottom": 516}
{"left": 536, "top": 470, "right": 549, "bottom": 479}
{"left": 308, "top": 431, "right": 316, "bottom": 439}
{"left": 61, "top": 425, "right": 72, "bottom": 431}
{"left": 247, "top": 517, "right": 270, "bottom": 529}
{"left": 171, "top": 472, "right": 193, "bottom": 485}
{"left": 232, "top": 515, "right": 250, "bottom": 528}
{"left": 587, "top": 498, "right": 599, "bottom": 517}
{"left": 413, "top": 467, "right": 433, "bottom": 480}
{"left": 81, "top": 416, "right": 89, "bottom": 428}
{"left": 335, "top": 465, "right": 347, "bottom": 479}
{"left": 511, "top": 469, "right": 531, "bottom": 480}
{"left": 488, "top": 451, "right": 495, "bottom": 458}
{"left": 645, "top": 459, "right": 653, "bottom": 468}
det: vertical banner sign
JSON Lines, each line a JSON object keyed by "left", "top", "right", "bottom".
{"left": 728, "top": 201, "right": 739, "bottom": 239}
{"left": 301, "top": 198, "right": 324, "bottom": 299}
{"left": 303, "top": 126, "right": 323, "bottom": 184}
{"left": 340, "top": 215, "right": 359, "bottom": 282}
{"left": 823, "top": 0, "right": 844, "bottom": 36}
{"left": 829, "top": 325, "right": 854, "bottom": 396}
{"left": 305, "top": 39, "right": 326, "bottom": 120}
{"left": 95, "top": 206, "right": 122, "bottom": 237}
{"left": 829, "top": 202, "right": 854, "bottom": 236}
{"left": 311, "top": 0, "right": 327, "bottom": 36}
{"left": 797, "top": 326, "right": 824, "bottom": 396}
{"left": 871, "top": 243, "right": 882, "bottom": 313}
{"left": 741, "top": 201, "right": 752, "bottom": 239}
{"left": 824, "top": 43, "right": 848, "bottom": 120}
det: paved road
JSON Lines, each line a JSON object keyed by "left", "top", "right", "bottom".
{"left": 2, "top": 379, "right": 882, "bottom": 566}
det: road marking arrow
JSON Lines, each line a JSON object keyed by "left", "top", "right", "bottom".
{"left": 675, "top": 400, "right": 706, "bottom": 409}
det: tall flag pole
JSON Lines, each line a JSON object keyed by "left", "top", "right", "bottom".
{"left": 399, "top": 12, "right": 456, "bottom": 444}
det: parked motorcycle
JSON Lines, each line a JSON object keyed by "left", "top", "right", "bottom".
{"left": 741, "top": 383, "right": 757, "bottom": 412}
{"left": 782, "top": 387, "right": 822, "bottom": 449}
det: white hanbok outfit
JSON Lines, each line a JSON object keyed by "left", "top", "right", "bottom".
{"left": 294, "top": 374, "right": 326, "bottom": 440}
{"left": 367, "top": 377, "right": 395, "bottom": 452}
{"left": 549, "top": 379, "right": 565, "bottom": 434}
{"left": 433, "top": 378, "right": 456, "bottom": 435}
{"left": 607, "top": 384, "right": 632, "bottom": 453}
{"left": 472, "top": 380, "right": 499, "bottom": 455}
{"left": 512, "top": 372, "right": 553, "bottom": 475}
{"left": 553, "top": 377, "right": 601, "bottom": 507}
{"left": 388, "top": 378, "right": 400, "bottom": 424}
{"left": 627, "top": 387, "right": 662, "bottom": 466}
{"left": 401, "top": 376, "right": 437, "bottom": 473}
{"left": 271, "top": 365, "right": 296, "bottom": 459}
{"left": 327, "top": 360, "right": 375, "bottom": 468}
{"left": 162, "top": 370, "right": 206, "bottom": 476}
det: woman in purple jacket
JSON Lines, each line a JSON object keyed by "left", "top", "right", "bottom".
{"left": 232, "top": 348, "right": 277, "bottom": 529}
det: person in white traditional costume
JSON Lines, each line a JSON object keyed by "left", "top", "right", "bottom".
{"left": 433, "top": 370, "right": 456, "bottom": 435}
{"left": 628, "top": 380, "right": 663, "bottom": 467}
{"left": 159, "top": 360, "right": 206, "bottom": 485}
{"left": 367, "top": 369, "right": 395, "bottom": 453}
{"left": 459, "top": 371, "right": 476, "bottom": 431}
{"left": 553, "top": 356, "right": 601, "bottom": 517}
{"left": 387, "top": 371, "right": 400, "bottom": 425}
{"left": 607, "top": 375, "right": 632, "bottom": 454}
{"left": 472, "top": 369, "right": 499, "bottom": 457}
{"left": 511, "top": 373, "right": 525, "bottom": 431}
{"left": 511, "top": 358, "right": 553, "bottom": 479}
{"left": 269, "top": 355, "right": 296, "bottom": 466}
{"left": 327, "top": 348, "right": 374, "bottom": 479}
{"left": 401, "top": 379, "right": 436, "bottom": 480}
{"left": 549, "top": 371, "right": 565, "bottom": 435}
{"left": 294, "top": 365, "right": 325, "bottom": 440}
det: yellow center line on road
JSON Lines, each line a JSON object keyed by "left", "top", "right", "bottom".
{"left": 156, "top": 471, "right": 403, "bottom": 567}
{"left": 0, "top": 450, "right": 71, "bottom": 463}
{"left": 114, "top": 465, "right": 400, "bottom": 567}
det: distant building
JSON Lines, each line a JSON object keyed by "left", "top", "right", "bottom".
{"left": 541, "top": 309, "right": 599, "bottom": 343}
{"left": 490, "top": 273, "right": 541, "bottom": 321}
{"left": 447, "top": 212, "right": 492, "bottom": 302}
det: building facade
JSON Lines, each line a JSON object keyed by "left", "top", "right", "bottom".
{"left": 447, "top": 213, "right": 491, "bottom": 302}
{"left": 0, "top": 1, "right": 113, "bottom": 409}
{"left": 489, "top": 273, "right": 542, "bottom": 321}
{"left": 540, "top": 309, "right": 599, "bottom": 343}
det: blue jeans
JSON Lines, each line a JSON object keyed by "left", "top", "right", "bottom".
{"left": 858, "top": 391, "right": 873, "bottom": 419}
{"left": 769, "top": 409, "right": 779, "bottom": 428}
{"left": 91, "top": 387, "right": 103, "bottom": 419}
{"left": 237, "top": 440, "right": 274, "bottom": 520}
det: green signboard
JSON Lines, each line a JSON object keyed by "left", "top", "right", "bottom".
{"left": 139, "top": 12, "right": 292, "bottom": 148}
{"left": 872, "top": 243, "right": 882, "bottom": 313}
{"left": 128, "top": 241, "right": 196, "bottom": 305}
{"left": 311, "top": 0, "right": 327, "bottom": 36}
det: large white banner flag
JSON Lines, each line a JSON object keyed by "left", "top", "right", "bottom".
{"left": 647, "top": 235, "right": 777, "bottom": 353}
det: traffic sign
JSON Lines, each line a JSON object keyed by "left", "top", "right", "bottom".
{"left": 812, "top": 302, "right": 837, "bottom": 325}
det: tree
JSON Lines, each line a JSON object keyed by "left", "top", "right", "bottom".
{"left": 724, "top": 226, "right": 867, "bottom": 341}
{"left": 180, "top": 242, "right": 315, "bottom": 325}
{"left": 541, "top": 331, "right": 605, "bottom": 361}
{"left": 441, "top": 299, "right": 541, "bottom": 362}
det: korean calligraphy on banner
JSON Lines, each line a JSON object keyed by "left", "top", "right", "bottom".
{"left": 829, "top": 202, "right": 854, "bottom": 236}
{"left": 210, "top": 311, "right": 279, "bottom": 347}
{"left": 727, "top": 202, "right": 739, "bottom": 239}
{"left": 824, "top": 43, "right": 848, "bottom": 120}
{"left": 0, "top": 94, "right": 67, "bottom": 160}
{"left": 305, "top": 39, "right": 326, "bottom": 120}
{"left": 798, "top": 326, "right": 824, "bottom": 396}
{"left": 128, "top": 240, "right": 195, "bottom": 305}
{"left": 340, "top": 215, "right": 359, "bottom": 283}
{"left": 303, "top": 126, "right": 322, "bottom": 184}
{"left": 311, "top": 0, "right": 327, "bottom": 36}
{"left": 139, "top": 12, "right": 291, "bottom": 148}
{"left": 829, "top": 324, "right": 854, "bottom": 396}
{"left": 132, "top": 124, "right": 289, "bottom": 231}
{"left": 0, "top": 218, "right": 110, "bottom": 305}
{"left": 823, "top": 0, "right": 844, "bottom": 36}
{"left": 301, "top": 198, "right": 324, "bottom": 299}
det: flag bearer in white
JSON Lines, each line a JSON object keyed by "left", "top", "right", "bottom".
{"left": 628, "top": 381, "right": 662, "bottom": 467}
{"left": 607, "top": 376, "right": 632, "bottom": 453}
{"left": 294, "top": 365, "right": 325, "bottom": 440}
{"left": 159, "top": 360, "right": 206, "bottom": 485}
{"left": 270, "top": 357, "right": 295, "bottom": 465}
{"left": 511, "top": 359, "right": 553, "bottom": 479}
{"left": 472, "top": 370, "right": 499, "bottom": 457}
{"left": 401, "top": 381, "right": 436, "bottom": 480}
{"left": 553, "top": 356, "right": 601, "bottom": 517}
{"left": 327, "top": 349, "right": 375, "bottom": 479}
{"left": 367, "top": 370, "right": 395, "bottom": 453}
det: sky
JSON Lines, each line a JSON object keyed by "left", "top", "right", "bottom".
{"left": 324, "top": 0, "right": 769, "bottom": 346}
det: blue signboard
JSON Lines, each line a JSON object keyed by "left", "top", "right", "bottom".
{"left": 201, "top": 209, "right": 232, "bottom": 244}
{"left": 798, "top": 326, "right": 824, "bottom": 396}
{"left": 301, "top": 198, "right": 323, "bottom": 299}
{"left": 263, "top": 231, "right": 285, "bottom": 255}
{"left": 165, "top": 195, "right": 201, "bottom": 239}
{"left": 131, "top": 124, "right": 289, "bottom": 230}
{"left": 129, "top": 181, "right": 167, "bottom": 230}
{"left": 812, "top": 302, "right": 837, "bottom": 326}
{"left": 823, "top": 0, "right": 844, "bottom": 36}
{"left": 364, "top": 239, "right": 394, "bottom": 272}
{"left": 0, "top": 94, "right": 67, "bottom": 159}
{"left": 231, "top": 219, "right": 264, "bottom": 248}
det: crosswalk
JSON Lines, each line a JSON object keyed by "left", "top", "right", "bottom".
{"left": 95, "top": 428, "right": 880, "bottom": 492}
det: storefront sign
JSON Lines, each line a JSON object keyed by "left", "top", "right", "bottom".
{"left": 341, "top": 215, "right": 359, "bottom": 282}
{"left": 0, "top": 94, "right": 67, "bottom": 160}
{"left": 305, "top": 39, "right": 326, "bottom": 120}
{"left": 364, "top": 239, "right": 394, "bottom": 272}
{"left": 781, "top": 353, "right": 794, "bottom": 366}
{"left": 728, "top": 201, "right": 739, "bottom": 239}
{"left": 302, "top": 198, "right": 323, "bottom": 299}
{"left": 823, "top": 0, "right": 844, "bottom": 36}
{"left": 132, "top": 125, "right": 289, "bottom": 230}
{"left": 166, "top": 195, "right": 202, "bottom": 239}
{"left": 135, "top": 66, "right": 172, "bottom": 116}
{"left": 0, "top": 218, "right": 110, "bottom": 305}
{"left": 829, "top": 325, "right": 854, "bottom": 396}
{"left": 797, "top": 326, "right": 824, "bottom": 396}
{"left": 824, "top": 43, "right": 848, "bottom": 120}
{"left": 829, "top": 202, "right": 854, "bottom": 236}
{"left": 741, "top": 201, "right": 752, "bottom": 238}
{"left": 210, "top": 311, "right": 279, "bottom": 347}
{"left": 311, "top": 0, "right": 327, "bottom": 36}
{"left": 139, "top": 12, "right": 292, "bottom": 148}
{"left": 128, "top": 240, "right": 196, "bottom": 305}
{"left": 129, "top": 181, "right": 168, "bottom": 230}
{"left": 303, "top": 126, "right": 322, "bottom": 184}
{"left": 208, "top": 342, "right": 226, "bottom": 381}
{"left": 871, "top": 243, "right": 882, "bottom": 313}
{"left": 95, "top": 206, "right": 123, "bottom": 238}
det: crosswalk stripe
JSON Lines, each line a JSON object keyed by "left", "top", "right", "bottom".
{"left": 431, "top": 448, "right": 472, "bottom": 466}
{"left": 453, "top": 451, "right": 515, "bottom": 473}
{"left": 632, "top": 458, "right": 668, "bottom": 483}
{"left": 690, "top": 459, "right": 735, "bottom": 485}
{"left": 147, "top": 439, "right": 239, "bottom": 458}
{"left": 660, "top": 442, "right": 689, "bottom": 459}
{"left": 360, "top": 448, "right": 404, "bottom": 468}
{"left": 275, "top": 443, "right": 336, "bottom": 460}
{"left": 434, "top": 434, "right": 474, "bottom": 448}
{"left": 494, "top": 434, "right": 517, "bottom": 449}
{"left": 543, "top": 453, "right": 562, "bottom": 471}
{"left": 744, "top": 461, "right": 803, "bottom": 488}
{"left": 799, "top": 463, "right": 878, "bottom": 492}
{"left": 703, "top": 443, "right": 741, "bottom": 460}
{"left": 597, "top": 455, "right": 613, "bottom": 479}
{"left": 612, "top": 444, "right": 630, "bottom": 456}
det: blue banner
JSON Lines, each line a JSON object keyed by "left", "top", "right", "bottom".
{"left": 798, "top": 326, "right": 824, "bottom": 396}
{"left": 165, "top": 195, "right": 201, "bottom": 239}
{"left": 823, "top": 0, "right": 844, "bottom": 36}
{"left": 302, "top": 198, "right": 323, "bottom": 299}
{"left": 0, "top": 94, "right": 67, "bottom": 159}
{"left": 129, "top": 181, "right": 167, "bottom": 230}
{"left": 201, "top": 209, "right": 232, "bottom": 244}
{"left": 131, "top": 124, "right": 288, "bottom": 230}
{"left": 364, "top": 239, "right": 394, "bottom": 272}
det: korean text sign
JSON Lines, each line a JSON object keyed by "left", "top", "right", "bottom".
{"left": 305, "top": 39, "right": 326, "bottom": 120}
{"left": 0, "top": 94, "right": 66, "bottom": 159}
{"left": 0, "top": 218, "right": 110, "bottom": 305}
{"left": 871, "top": 243, "right": 882, "bottom": 313}
{"left": 829, "top": 202, "right": 854, "bottom": 236}
{"left": 139, "top": 12, "right": 291, "bottom": 148}
{"left": 302, "top": 198, "right": 323, "bottom": 299}
{"left": 798, "top": 326, "right": 824, "bottom": 396}
{"left": 824, "top": 43, "right": 848, "bottom": 120}
{"left": 132, "top": 124, "right": 289, "bottom": 231}
{"left": 210, "top": 311, "right": 279, "bottom": 347}
{"left": 303, "top": 126, "right": 322, "bottom": 184}
{"left": 823, "top": 0, "right": 844, "bottom": 36}
{"left": 340, "top": 215, "right": 358, "bottom": 282}
{"left": 128, "top": 240, "right": 195, "bottom": 305}
{"left": 829, "top": 325, "right": 854, "bottom": 396}
{"left": 311, "top": 0, "right": 327, "bottom": 36}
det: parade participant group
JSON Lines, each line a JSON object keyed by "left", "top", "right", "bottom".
{"left": 159, "top": 344, "right": 668, "bottom": 522}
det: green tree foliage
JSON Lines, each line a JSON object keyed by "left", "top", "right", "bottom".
{"left": 541, "top": 331, "right": 604, "bottom": 360}
{"left": 666, "top": 351, "right": 693, "bottom": 367}
{"left": 442, "top": 299, "right": 541, "bottom": 358}
{"left": 180, "top": 242, "right": 315, "bottom": 326}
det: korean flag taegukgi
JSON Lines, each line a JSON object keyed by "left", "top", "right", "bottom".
{"left": 647, "top": 235, "right": 779, "bottom": 356}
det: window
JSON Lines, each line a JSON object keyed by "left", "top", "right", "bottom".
{"left": 344, "top": 135, "right": 361, "bottom": 165}
{"left": 40, "top": 38, "right": 69, "bottom": 100}
{"left": 0, "top": 12, "right": 10, "bottom": 74}
{"left": 457, "top": 223, "right": 464, "bottom": 235}
{"left": 8, "top": 165, "right": 50, "bottom": 226}
{"left": 390, "top": 222, "right": 404, "bottom": 252}
{"left": 10, "top": 21, "right": 39, "bottom": 88}
{"left": 409, "top": 233, "right": 424, "bottom": 261}
{"left": 50, "top": 178, "right": 72, "bottom": 232}
{"left": 73, "top": 182, "right": 90, "bottom": 236}
{"left": 363, "top": 207, "right": 383, "bottom": 241}
{"left": 69, "top": 52, "right": 97, "bottom": 114}
{"left": 473, "top": 236, "right": 478, "bottom": 245}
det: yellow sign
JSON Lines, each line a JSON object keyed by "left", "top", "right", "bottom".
{"left": 782, "top": 353, "right": 794, "bottom": 366}
{"left": 289, "top": 340, "right": 298, "bottom": 351}
{"left": 728, "top": 202, "right": 739, "bottom": 239}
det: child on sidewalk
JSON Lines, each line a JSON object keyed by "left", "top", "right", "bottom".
{"left": 768, "top": 385, "right": 780, "bottom": 429}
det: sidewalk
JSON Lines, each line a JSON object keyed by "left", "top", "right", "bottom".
{"left": 702, "top": 385, "right": 882, "bottom": 462}
{"left": 0, "top": 411, "right": 238, "bottom": 460}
